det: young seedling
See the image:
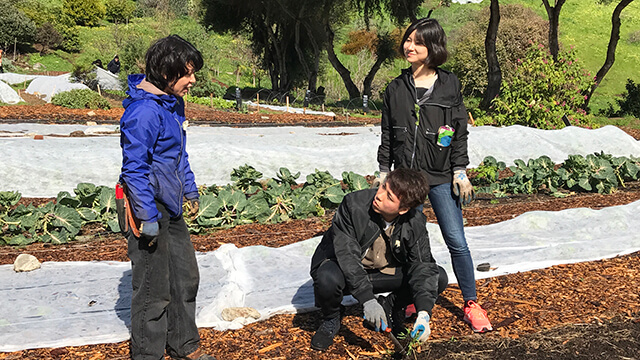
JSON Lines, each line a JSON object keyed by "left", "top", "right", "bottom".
{"left": 395, "top": 328, "right": 422, "bottom": 359}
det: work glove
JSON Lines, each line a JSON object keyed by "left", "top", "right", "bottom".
{"left": 452, "top": 169, "right": 475, "bottom": 206}
{"left": 186, "top": 198, "right": 200, "bottom": 217}
{"left": 363, "top": 298, "right": 388, "bottom": 332}
{"left": 371, "top": 172, "right": 388, "bottom": 189}
{"left": 140, "top": 221, "right": 159, "bottom": 246}
{"left": 410, "top": 311, "right": 431, "bottom": 344}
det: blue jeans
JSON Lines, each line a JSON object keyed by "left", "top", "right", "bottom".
{"left": 428, "top": 182, "right": 477, "bottom": 302}
{"left": 127, "top": 201, "right": 201, "bottom": 360}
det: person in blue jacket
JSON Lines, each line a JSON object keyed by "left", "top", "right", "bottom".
{"left": 119, "top": 35, "right": 215, "bottom": 360}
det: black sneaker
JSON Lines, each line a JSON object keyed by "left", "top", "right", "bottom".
{"left": 310, "top": 316, "right": 341, "bottom": 351}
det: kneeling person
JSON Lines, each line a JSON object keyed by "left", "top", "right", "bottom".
{"left": 309, "top": 168, "right": 448, "bottom": 351}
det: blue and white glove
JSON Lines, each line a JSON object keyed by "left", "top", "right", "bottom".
{"left": 363, "top": 299, "right": 388, "bottom": 332}
{"left": 140, "top": 221, "right": 159, "bottom": 246}
{"left": 410, "top": 311, "right": 431, "bottom": 343}
{"left": 452, "top": 169, "right": 475, "bottom": 206}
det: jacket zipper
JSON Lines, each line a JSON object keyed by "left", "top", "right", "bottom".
{"left": 361, "top": 228, "right": 381, "bottom": 260}
{"left": 173, "top": 115, "right": 184, "bottom": 199}
{"left": 410, "top": 77, "right": 419, "bottom": 169}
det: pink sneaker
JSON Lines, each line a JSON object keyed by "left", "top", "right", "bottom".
{"left": 405, "top": 304, "right": 416, "bottom": 317}
{"left": 463, "top": 300, "right": 492, "bottom": 333}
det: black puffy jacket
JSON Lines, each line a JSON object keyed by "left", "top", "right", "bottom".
{"left": 377, "top": 67, "right": 470, "bottom": 186}
{"left": 310, "top": 189, "right": 440, "bottom": 313}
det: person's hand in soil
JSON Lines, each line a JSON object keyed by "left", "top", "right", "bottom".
{"left": 411, "top": 311, "right": 431, "bottom": 343}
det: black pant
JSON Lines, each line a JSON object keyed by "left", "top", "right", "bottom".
{"left": 312, "top": 259, "right": 448, "bottom": 319}
{"left": 127, "top": 202, "right": 200, "bottom": 360}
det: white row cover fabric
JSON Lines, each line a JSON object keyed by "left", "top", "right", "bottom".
{"left": 1, "top": 199, "right": 639, "bottom": 352}
{"left": 0, "top": 80, "right": 23, "bottom": 104}
{"left": 25, "top": 73, "right": 89, "bottom": 102}
{"left": 0, "top": 124, "right": 639, "bottom": 197}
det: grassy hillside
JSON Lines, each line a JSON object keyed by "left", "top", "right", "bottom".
{"left": 425, "top": 0, "right": 640, "bottom": 113}
{"left": 12, "top": 0, "right": 639, "bottom": 115}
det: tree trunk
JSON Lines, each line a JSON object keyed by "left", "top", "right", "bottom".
{"left": 480, "top": 0, "right": 501, "bottom": 110}
{"left": 542, "top": 0, "right": 566, "bottom": 60}
{"left": 584, "top": 0, "right": 634, "bottom": 110}
{"left": 265, "top": 20, "right": 288, "bottom": 92}
{"left": 302, "top": 22, "right": 322, "bottom": 94}
{"left": 325, "top": 24, "right": 361, "bottom": 100}
{"left": 362, "top": 54, "right": 386, "bottom": 98}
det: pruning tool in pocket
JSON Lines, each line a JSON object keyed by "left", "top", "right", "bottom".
{"left": 115, "top": 183, "right": 140, "bottom": 238}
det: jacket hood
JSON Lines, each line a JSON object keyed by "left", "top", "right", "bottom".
{"left": 123, "top": 74, "right": 179, "bottom": 110}
{"left": 400, "top": 67, "right": 463, "bottom": 107}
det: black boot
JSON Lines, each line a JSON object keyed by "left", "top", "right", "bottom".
{"left": 377, "top": 294, "right": 407, "bottom": 336}
{"left": 310, "top": 316, "right": 341, "bottom": 351}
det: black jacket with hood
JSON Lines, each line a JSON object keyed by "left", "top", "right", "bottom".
{"left": 310, "top": 189, "right": 441, "bottom": 314}
{"left": 377, "top": 67, "right": 470, "bottom": 186}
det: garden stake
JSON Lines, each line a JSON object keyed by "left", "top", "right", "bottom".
{"left": 385, "top": 328, "right": 407, "bottom": 358}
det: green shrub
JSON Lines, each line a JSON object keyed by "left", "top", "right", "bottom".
{"left": 184, "top": 94, "right": 234, "bottom": 110}
{"left": 485, "top": 44, "right": 595, "bottom": 130}
{"left": 104, "top": 0, "right": 136, "bottom": 23}
{"left": 62, "top": 0, "right": 106, "bottom": 27}
{"left": 448, "top": 4, "right": 548, "bottom": 98}
{"left": 617, "top": 79, "right": 640, "bottom": 119}
{"left": 0, "top": 1, "right": 37, "bottom": 47}
{"left": 52, "top": 89, "right": 111, "bottom": 110}
{"left": 190, "top": 71, "right": 227, "bottom": 98}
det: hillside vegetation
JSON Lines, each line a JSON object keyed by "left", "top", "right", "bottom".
{"left": 1, "top": 0, "right": 638, "bottom": 118}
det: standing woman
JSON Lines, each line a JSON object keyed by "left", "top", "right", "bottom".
{"left": 120, "top": 35, "right": 216, "bottom": 360}
{"left": 374, "top": 18, "right": 492, "bottom": 333}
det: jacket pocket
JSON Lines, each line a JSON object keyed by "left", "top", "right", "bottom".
{"left": 391, "top": 126, "right": 408, "bottom": 166}
{"left": 420, "top": 131, "right": 451, "bottom": 172}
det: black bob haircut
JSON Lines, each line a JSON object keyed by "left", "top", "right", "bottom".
{"left": 400, "top": 18, "right": 448, "bottom": 68}
{"left": 385, "top": 168, "right": 430, "bottom": 210}
{"left": 145, "top": 35, "right": 204, "bottom": 92}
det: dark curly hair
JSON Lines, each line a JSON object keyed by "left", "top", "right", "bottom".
{"left": 145, "top": 35, "right": 204, "bottom": 92}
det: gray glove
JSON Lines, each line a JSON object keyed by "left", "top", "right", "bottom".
{"left": 371, "top": 172, "right": 388, "bottom": 189}
{"left": 140, "top": 221, "right": 159, "bottom": 246}
{"left": 363, "top": 299, "right": 388, "bottom": 332}
{"left": 410, "top": 311, "right": 431, "bottom": 343}
{"left": 452, "top": 169, "right": 475, "bottom": 206}
{"left": 186, "top": 198, "right": 199, "bottom": 217}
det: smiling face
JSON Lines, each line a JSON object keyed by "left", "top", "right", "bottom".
{"left": 164, "top": 64, "right": 196, "bottom": 98}
{"left": 372, "top": 182, "right": 409, "bottom": 222}
{"left": 403, "top": 30, "right": 429, "bottom": 65}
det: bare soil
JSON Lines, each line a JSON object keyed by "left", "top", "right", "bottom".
{"left": 1, "top": 106, "right": 639, "bottom": 359}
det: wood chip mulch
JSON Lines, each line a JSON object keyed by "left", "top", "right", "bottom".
{"left": 1, "top": 183, "right": 640, "bottom": 359}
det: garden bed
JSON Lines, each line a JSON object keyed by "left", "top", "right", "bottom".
{"left": 0, "top": 110, "right": 639, "bottom": 359}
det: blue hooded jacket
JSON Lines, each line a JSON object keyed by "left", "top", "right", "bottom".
{"left": 119, "top": 74, "right": 199, "bottom": 222}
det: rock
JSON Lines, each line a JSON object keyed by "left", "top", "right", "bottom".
{"left": 14, "top": 254, "right": 41, "bottom": 272}
{"left": 87, "top": 111, "right": 96, "bottom": 117}
{"left": 32, "top": 63, "right": 46, "bottom": 70}
{"left": 221, "top": 307, "right": 261, "bottom": 322}
{"left": 70, "top": 130, "right": 86, "bottom": 137}
{"left": 476, "top": 262, "right": 491, "bottom": 272}
{"left": 86, "top": 121, "right": 98, "bottom": 126}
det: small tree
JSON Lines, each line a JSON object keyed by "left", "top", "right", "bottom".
{"left": 62, "top": 0, "right": 106, "bottom": 27}
{"left": 35, "top": 23, "right": 63, "bottom": 54}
